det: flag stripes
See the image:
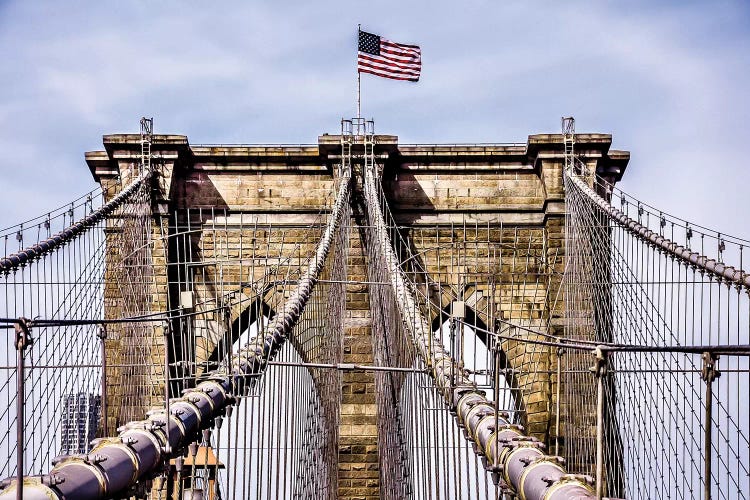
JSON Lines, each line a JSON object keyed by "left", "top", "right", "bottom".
{"left": 358, "top": 30, "right": 421, "bottom": 82}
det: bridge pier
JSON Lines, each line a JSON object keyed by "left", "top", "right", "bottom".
{"left": 337, "top": 185, "right": 380, "bottom": 499}
{"left": 88, "top": 134, "right": 185, "bottom": 432}
{"left": 84, "top": 127, "right": 629, "bottom": 498}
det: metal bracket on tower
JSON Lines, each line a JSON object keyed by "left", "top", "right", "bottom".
{"left": 340, "top": 119, "right": 354, "bottom": 178}
{"left": 361, "top": 119, "right": 375, "bottom": 176}
{"left": 340, "top": 118, "right": 376, "bottom": 178}
{"left": 562, "top": 116, "right": 591, "bottom": 178}
{"left": 140, "top": 117, "right": 153, "bottom": 174}
{"left": 562, "top": 116, "right": 576, "bottom": 174}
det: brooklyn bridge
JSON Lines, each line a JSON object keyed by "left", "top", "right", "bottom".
{"left": 0, "top": 117, "right": 747, "bottom": 499}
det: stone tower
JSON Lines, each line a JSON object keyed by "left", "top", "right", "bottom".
{"left": 86, "top": 128, "right": 628, "bottom": 499}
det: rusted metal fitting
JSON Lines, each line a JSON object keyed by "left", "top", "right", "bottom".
{"left": 701, "top": 352, "right": 720, "bottom": 383}
{"left": 589, "top": 346, "right": 607, "bottom": 377}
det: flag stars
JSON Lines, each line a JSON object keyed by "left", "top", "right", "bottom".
{"left": 358, "top": 31, "right": 381, "bottom": 56}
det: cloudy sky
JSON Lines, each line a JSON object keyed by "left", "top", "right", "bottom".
{"left": 0, "top": 0, "right": 748, "bottom": 240}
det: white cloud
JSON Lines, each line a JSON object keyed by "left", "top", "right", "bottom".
{"left": 0, "top": 0, "right": 748, "bottom": 241}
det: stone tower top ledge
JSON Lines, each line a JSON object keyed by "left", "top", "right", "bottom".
{"left": 85, "top": 131, "right": 629, "bottom": 183}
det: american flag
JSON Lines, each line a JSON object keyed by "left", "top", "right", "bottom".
{"left": 358, "top": 30, "right": 421, "bottom": 82}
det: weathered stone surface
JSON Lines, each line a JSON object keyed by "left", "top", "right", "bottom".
{"left": 88, "top": 130, "right": 628, "bottom": 497}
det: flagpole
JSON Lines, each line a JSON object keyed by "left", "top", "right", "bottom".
{"left": 357, "top": 24, "right": 361, "bottom": 120}
{"left": 357, "top": 72, "right": 361, "bottom": 120}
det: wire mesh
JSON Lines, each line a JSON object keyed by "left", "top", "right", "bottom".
{"left": 0, "top": 173, "right": 153, "bottom": 478}
{"left": 1, "top": 118, "right": 749, "bottom": 500}
{"left": 0, "top": 187, "right": 103, "bottom": 249}
{"left": 363, "top": 151, "right": 505, "bottom": 499}
{"left": 158, "top": 173, "right": 348, "bottom": 499}
{"left": 563, "top": 165, "right": 750, "bottom": 499}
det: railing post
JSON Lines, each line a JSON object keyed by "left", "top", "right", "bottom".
{"left": 555, "top": 347, "right": 563, "bottom": 457}
{"left": 449, "top": 314, "right": 457, "bottom": 389}
{"left": 701, "top": 352, "right": 720, "bottom": 500}
{"left": 449, "top": 300, "right": 465, "bottom": 390}
{"left": 491, "top": 339, "right": 503, "bottom": 490}
{"left": 591, "top": 346, "right": 607, "bottom": 500}
{"left": 164, "top": 321, "right": 172, "bottom": 456}
{"left": 13, "top": 318, "right": 32, "bottom": 500}
{"left": 98, "top": 325, "right": 108, "bottom": 436}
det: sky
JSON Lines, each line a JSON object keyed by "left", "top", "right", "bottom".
{"left": 0, "top": 0, "right": 748, "bottom": 241}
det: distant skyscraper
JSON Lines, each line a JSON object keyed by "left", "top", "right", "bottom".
{"left": 59, "top": 393, "right": 101, "bottom": 455}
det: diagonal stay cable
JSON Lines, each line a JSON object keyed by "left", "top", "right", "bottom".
{"left": 0, "top": 173, "right": 351, "bottom": 500}
{"left": 362, "top": 164, "right": 596, "bottom": 500}
{"left": 565, "top": 172, "right": 750, "bottom": 290}
{"left": 0, "top": 171, "right": 153, "bottom": 274}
